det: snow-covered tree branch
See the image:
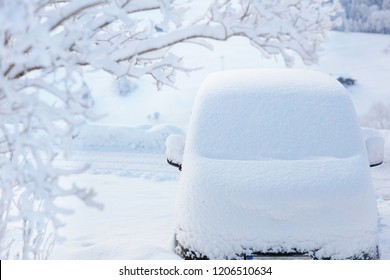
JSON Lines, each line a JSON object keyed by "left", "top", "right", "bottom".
{"left": 0, "top": 0, "right": 339, "bottom": 259}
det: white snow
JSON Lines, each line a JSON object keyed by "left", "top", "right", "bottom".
{"left": 175, "top": 69, "right": 379, "bottom": 259}
{"left": 186, "top": 69, "right": 364, "bottom": 161}
{"left": 86, "top": 32, "right": 390, "bottom": 128}
{"left": 5, "top": 30, "right": 390, "bottom": 260}
{"left": 73, "top": 123, "right": 184, "bottom": 153}
{"left": 177, "top": 155, "right": 378, "bottom": 259}
{"left": 51, "top": 173, "right": 180, "bottom": 260}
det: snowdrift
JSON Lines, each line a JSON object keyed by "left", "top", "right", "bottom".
{"left": 73, "top": 123, "right": 184, "bottom": 153}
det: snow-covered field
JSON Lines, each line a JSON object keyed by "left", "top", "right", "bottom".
{"left": 49, "top": 31, "right": 390, "bottom": 260}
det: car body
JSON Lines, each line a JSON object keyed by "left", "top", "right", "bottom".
{"left": 167, "top": 69, "right": 379, "bottom": 260}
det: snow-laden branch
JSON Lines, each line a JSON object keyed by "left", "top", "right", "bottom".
{"left": 3, "top": 0, "right": 340, "bottom": 83}
{"left": 47, "top": 0, "right": 107, "bottom": 31}
{"left": 96, "top": 0, "right": 339, "bottom": 81}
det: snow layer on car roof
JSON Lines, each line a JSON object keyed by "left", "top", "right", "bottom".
{"left": 185, "top": 68, "right": 365, "bottom": 160}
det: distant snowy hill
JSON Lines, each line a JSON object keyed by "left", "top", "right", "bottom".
{"left": 85, "top": 31, "right": 390, "bottom": 129}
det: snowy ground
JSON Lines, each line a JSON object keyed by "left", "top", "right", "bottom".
{"left": 52, "top": 153, "right": 180, "bottom": 260}
{"left": 48, "top": 30, "right": 390, "bottom": 260}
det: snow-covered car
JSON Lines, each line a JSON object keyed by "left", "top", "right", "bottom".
{"left": 166, "top": 68, "right": 379, "bottom": 260}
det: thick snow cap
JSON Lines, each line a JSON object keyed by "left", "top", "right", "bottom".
{"left": 175, "top": 68, "right": 379, "bottom": 259}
